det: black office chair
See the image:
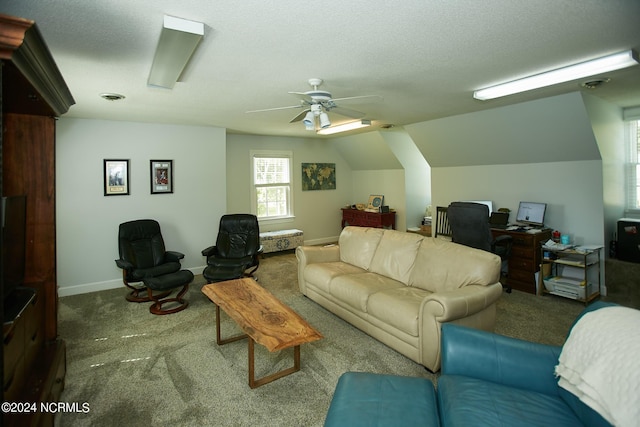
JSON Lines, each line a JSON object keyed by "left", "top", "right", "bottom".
{"left": 115, "top": 219, "right": 193, "bottom": 314}
{"left": 434, "top": 206, "right": 452, "bottom": 238}
{"left": 201, "top": 214, "right": 263, "bottom": 283}
{"left": 447, "top": 202, "right": 513, "bottom": 292}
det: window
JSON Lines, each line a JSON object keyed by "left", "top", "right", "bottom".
{"left": 251, "top": 150, "right": 293, "bottom": 221}
{"left": 627, "top": 120, "right": 640, "bottom": 211}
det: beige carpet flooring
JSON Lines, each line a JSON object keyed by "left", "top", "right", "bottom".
{"left": 54, "top": 251, "right": 588, "bottom": 426}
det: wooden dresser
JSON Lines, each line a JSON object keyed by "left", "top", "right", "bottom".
{"left": 491, "top": 228, "right": 551, "bottom": 294}
{"left": 341, "top": 208, "right": 396, "bottom": 229}
{"left": 2, "top": 14, "right": 74, "bottom": 427}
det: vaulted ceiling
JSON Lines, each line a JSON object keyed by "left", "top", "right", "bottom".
{"left": 4, "top": 1, "right": 640, "bottom": 138}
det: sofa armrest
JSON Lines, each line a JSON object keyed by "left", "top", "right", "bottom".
{"left": 296, "top": 245, "right": 340, "bottom": 265}
{"left": 441, "top": 323, "right": 562, "bottom": 396}
{"left": 422, "top": 283, "right": 503, "bottom": 323}
{"left": 418, "top": 283, "right": 503, "bottom": 371}
{"left": 296, "top": 245, "right": 340, "bottom": 294}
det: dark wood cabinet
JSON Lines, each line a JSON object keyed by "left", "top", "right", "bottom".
{"left": 1, "top": 13, "right": 74, "bottom": 427}
{"left": 341, "top": 208, "right": 396, "bottom": 229}
{"left": 491, "top": 228, "right": 551, "bottom": 294}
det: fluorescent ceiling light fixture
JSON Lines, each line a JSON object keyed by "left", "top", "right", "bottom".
{"left": 148, "top": 15, "right": 204, "bottom": 89}
{"left": 473, "top": 50, "right": 639, "bottom": 100}
{"left": 317, "top": 120, "right": 372, "bottom": 135}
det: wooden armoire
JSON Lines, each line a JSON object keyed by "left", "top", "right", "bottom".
{"left": 1, "top": 14, "right": 75, "bottom": 426}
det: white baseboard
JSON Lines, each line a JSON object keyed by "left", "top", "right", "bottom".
{"left": 304, "top": 236, "right": 340, "bottom": 246}
{"left": 58, "top": 266, "right": 205, "bottom": 297}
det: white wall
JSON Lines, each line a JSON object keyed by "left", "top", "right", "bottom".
{"left": 432, "top": 160, "right": 604, "bottom": 247}
{"left": 56, "top": 118, "right": 226, "bottom": 296}
{"left": 350, "top": 170, "right": 406, "bottom": 231}
{"left": 582, "top": 93, "right": 626, "bottom": 248}
{"left": 226, "top": 134, "right": 353, "bottom": 244}
{"left": 381, "top": 128, "right": 431, "bottom": 228}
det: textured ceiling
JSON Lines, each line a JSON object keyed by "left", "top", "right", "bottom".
{"left": 4, "top": 0, "right": 640, "bottom": 138}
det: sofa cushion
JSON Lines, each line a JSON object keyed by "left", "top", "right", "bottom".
{"left": 330, "top": 272, "right": 405, "bottom": 312}
{"left": 303, "top": 262, "right": 366, "bottom": 294}
{"left": 369, "top": 230, "right": 424, "bottom": 284}
{"left": 438, "top": 375, "right": 583, "bottom": 427}
{"left": 409, "top": 238, "right": 500, "bottom": 293}
{"left": 338, "top": 226, "right": 384, "bottom": 270}
{"left": 367, "top": 286, "right": 430, "bottom": 336}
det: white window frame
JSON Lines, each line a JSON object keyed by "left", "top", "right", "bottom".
{"left": 626, "top": 120, "right": 640, "bottom": 213}
{"left": 250, "top": 150, "right": 294, "bottom": 223}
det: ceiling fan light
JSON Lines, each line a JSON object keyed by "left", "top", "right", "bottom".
{"left": 319, "top": 112, "right": 331, "bottom": 128}
{"left": 303, "top": 111, "right": 315, "bottom": 127}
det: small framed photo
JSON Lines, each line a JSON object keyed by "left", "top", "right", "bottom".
{"left": 104, "top": 159, "right": 130, "bottom": 196}
{"left": 150, "top": 160, "right": 173, "bottom": 194}
{"left": 367, "top": 194, "right": 384, "bottom": 210}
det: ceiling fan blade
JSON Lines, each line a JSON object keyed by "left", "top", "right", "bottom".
{"left": 288, "top": 91, "right": 314, "bottom": 104}
{"left": 289, "top": 109, "right": 310, "bottom": 123}
{"left": 246, "top": 104, "right": 303, "bottom": 113}
{"left": 330, "top": 95, "right": 383, "bottom": 105}
{"left": 329, "top": 106, "right": 366, "bottom": 119}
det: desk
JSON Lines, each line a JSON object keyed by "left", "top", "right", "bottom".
{"left": 491, "top": 228, "right": 551, "bottom": 294}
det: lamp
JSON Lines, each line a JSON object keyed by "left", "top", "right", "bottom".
{"left": 473, "top": 50, "right": 639, "bottom": 100}
{"left": 148, "top": 15, "right": 205, "bottom": 89}
{"left": 317, "top": 120, "right": 372, "bottom": 135}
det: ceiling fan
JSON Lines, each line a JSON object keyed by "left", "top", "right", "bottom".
{"left": 247, "top": 78, "right": 382, "bottom": 130}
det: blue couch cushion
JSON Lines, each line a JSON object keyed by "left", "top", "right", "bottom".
{"left": 324, "top": 372, "right": 439, "bottom": 426}
{"left": 438, "top": 375, "right": 583, "bottom": 427}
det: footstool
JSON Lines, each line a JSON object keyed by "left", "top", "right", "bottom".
{"left": 143, "top": 270, "right": 194, "bottom": 315}
{"left": 324, "top": 372, "right": 439, "bottom": 426}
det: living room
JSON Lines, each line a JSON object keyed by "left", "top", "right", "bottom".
{"left": 2, "top": 1, "right": 640, "bottom": 426}
{"left": 0, "top": 2, "right": 633, "bottom": 298}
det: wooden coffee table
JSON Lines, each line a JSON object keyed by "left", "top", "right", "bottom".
{"left": 202, "top": 278, "right": 323, "bottom": 388}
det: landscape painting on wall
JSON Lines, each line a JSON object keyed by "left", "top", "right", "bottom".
{"left": 302, "top": 163, "right": 336, "bottom": 191}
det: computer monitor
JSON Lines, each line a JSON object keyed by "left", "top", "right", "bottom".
{"left": 516, "top": 201, "right": 546, "bottom": 227}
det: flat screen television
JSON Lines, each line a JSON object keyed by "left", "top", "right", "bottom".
{"left": 516, "top": 201, "right": 546, "bottom": 227}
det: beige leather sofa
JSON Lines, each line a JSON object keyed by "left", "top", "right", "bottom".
{"left": 296, "top": 226, "right": 503, "bottom": 372}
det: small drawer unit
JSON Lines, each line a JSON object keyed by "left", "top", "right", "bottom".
{"left": 491, "top": 228, "right": 551, "bottom": 294}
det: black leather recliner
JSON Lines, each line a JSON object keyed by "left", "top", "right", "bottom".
{"left": 201, "top": 214, "right": 263, "bottom": 283}
{"left": 447, "top": 202, "right": 513, "bottom": 292}
{"left": 115, "top": 219, "right": 193, "bottom": 314}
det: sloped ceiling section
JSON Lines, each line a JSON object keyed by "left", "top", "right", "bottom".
{"left": 330, "top": 131, "right": 403, "bottom": 171}
{"left": 405, "top": 92, "right": 600, "bottom": 167}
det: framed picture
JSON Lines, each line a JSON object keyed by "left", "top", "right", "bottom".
{"left": 103, "top": 159, "right": 130, "bottom": 196}
{"left": 367, "top": 194, "right": 384, "bottom": 210}
{"left": 150, "top": 160, "right": 173, "bottom": 194}
{"left": 301, "top": 162, "right": 336, "bottom": 191}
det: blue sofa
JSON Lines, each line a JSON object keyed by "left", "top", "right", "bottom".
{"left": 325, "top": 301, "right": 615, "bottom": 427}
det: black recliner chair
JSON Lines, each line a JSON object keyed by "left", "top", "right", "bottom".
{"left": 115, "top": 219, "right": 193, "bottom": 314}
{"left": 447, "top": 202, "right": 513, "bottom": 292}
{"left": 201, "top": 214, "right": 263, "bottom": 283}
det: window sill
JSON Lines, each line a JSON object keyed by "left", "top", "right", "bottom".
{"left": 258, "top": 215, "right": 295, "bottom": 226}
